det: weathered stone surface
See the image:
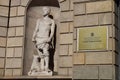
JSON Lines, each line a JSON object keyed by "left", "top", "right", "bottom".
{"left": 60, "top": 22, "right": 69, "bottom": 33}
{"left": 60, "top": 0, "right": 70, "bottom": 11}
{"left": 21, "top": 0, "right": 29, "bottom": 6}
{"left": 5, "top": 58, "right": 22, "bottom": 68}
{"left": 74, "top": 3, "right": 85, "bottom": 15}
{"left": 16, "top": 27, "right": 24, "bottom": 36}
{"left": 11, "top": 0, "right": 20, "bottom": 6}
{"left": 0, "top": 48, "right": 5, "bottom": 57}
{"left": 7, "top": 37, "right": 23, "bottom": 47}
{"left": 59, "top": 56, "right": 72, "bottom": 67}
{"left": 0, "top": 27, "right": 7, "bottom": 36}
{"left": 5, "top": 69, "right": 12, "bottom": 76}
{"left": 68, "top": 68, "right": 72, "bottom": 76}
{"left": 6, "top": 59, "right": 13, "bottom": 68}
{"left": 60, "top": 11, "right": 73, "bottom": 22}
{"left": 58, "top": 68, "right": 68, "bottom": 75}
{"left": 69, "top": 22, "right": 73, "bottom": 32}
{"left": 59, "top": 45, "right": 68, "bottom": 55}
{"left": 0, "top": 0, "right": 9, "bottom": 6}
{"left": 99, "top": 65, "right": 113, "bottom": 79}
{"left": 12, "top": 59, "right": 22, "bottom": 68}
{"left": 0, "top": 17, "right": 8, "bottom": 26}
{"left": 0, "top": 6, "right": 9, "bottom": 16}
{"left": 74, "top": 14, "right": 98, "bottom": 27}
{"left": 73, "top": 40, "right": 77, "bottom": 52}
{"left": 60, "top": 33, "right": 73, "bottom": 44}
{"left": 73, "top": 0, "right": 90, "bottom": 3}
{"left": 6, "top": 48, "right": 14, "bottom": 57}
{"left": 108, "top": 38, "right": 115, "bottom": 50}
{"left": 86, "top": 1, "right": 112, "bottom": 13}
{"left": 73, "top": 53, "right": 85, "bottom": 64}
{"left": 13, "top": 69, "right": 21, "bottom": 76}
{"left": 8, "top": 27, "right": 15, "bottom": 36}
{"left": 0, "top": 69, "right": 4, "bottom": 76}
{"left": 14, "top": 47, "right": 23, "bottom": 57}
{"left": 73, "top": 65, "right": 98, "bottom": 79}
{"left": 99, "top": 13, "right": 112, "bottom": 25}
{"left": 69, "top": 45, "right": 73, "bottom": 55}
{"left": 10, "top": 7, "right": 17, "bottom": 16}
{"left": 0, "top": 37, "right": 6, "bottom": 47}
{"left": 0, "top": 58, "right": 4, "bottom": 68}
{"left": 73, "top": 28, "right": 77, "bottom": 39}
{"left": 9, "top": 17, "right": 24, "bottom": 27}
{"left": 18, "top": 6, "right": 25, "bottom": 15}
{"left": 86, "top": 52, "right": 113, "bottom": 64}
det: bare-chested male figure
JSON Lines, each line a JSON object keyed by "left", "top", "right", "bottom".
{"left": 30, "top": 7, "right": 55, "bottom": 75}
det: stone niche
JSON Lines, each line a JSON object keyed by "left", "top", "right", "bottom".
{"left": 23, "top": 0, "right": 60, "bottom": 75}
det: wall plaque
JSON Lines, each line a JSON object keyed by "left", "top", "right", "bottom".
{"left": 77, "top": 26, "right": 108, "bottom": 51}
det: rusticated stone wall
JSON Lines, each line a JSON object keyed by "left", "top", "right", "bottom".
{"left": 73, "top": 0, "right": 119, "bottom": 80}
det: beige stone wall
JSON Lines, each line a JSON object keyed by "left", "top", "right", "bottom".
{"left": 73, "top": 0, "right": 119, "bottom": 80}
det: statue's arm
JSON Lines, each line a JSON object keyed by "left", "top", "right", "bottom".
{"left": 32, "top": 19, "right": 39, "bottom": 41}
{"left": 48, "top": 20, "right": 55, "bottom": 42}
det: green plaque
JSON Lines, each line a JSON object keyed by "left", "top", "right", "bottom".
{"left": 77, "top": 26, "right": 108, "bottom": 51}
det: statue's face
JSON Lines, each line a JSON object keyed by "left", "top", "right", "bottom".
{"left": 43, "top": 7, "right": 50, "bottom": 16}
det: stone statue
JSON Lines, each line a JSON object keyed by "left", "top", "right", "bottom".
{"left": 28, "top": 7, "right": 55, "bottom": 76}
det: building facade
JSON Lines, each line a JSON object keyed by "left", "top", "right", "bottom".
{"left": 0, "top": 0, "right": 120, "bottom": 80}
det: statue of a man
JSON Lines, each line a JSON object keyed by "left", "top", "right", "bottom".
{"left": 28, "top": 7, "right": 55, "bottom": 76}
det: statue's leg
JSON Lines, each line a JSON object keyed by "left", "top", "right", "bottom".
{"left": 43, "top": 44, "right": 49, "bottom": 71}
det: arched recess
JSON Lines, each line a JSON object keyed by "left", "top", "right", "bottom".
{"left": 23, "top": 0, "right": 60, "bottom": 75}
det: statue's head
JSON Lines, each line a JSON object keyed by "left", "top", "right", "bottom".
{"left": 43, "top": 7, "right": 51, "bottom": 16}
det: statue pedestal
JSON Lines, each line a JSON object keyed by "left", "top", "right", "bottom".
{"left": 28, "top": 71, "right": 53, "bottom": 76}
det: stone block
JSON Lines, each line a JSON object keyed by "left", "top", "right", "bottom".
{"left": 73, "top": 0, "right": 90, "bottom": 3}
{"left": 60, "top": 33, "right": 73, "bottom": 44}
{"left": 0, "top": 6, "right": 9, "bottom": 16}
{"left": 86, "top": 1, "right": 112, "bottom": 13}
{"left": 5, "top": 69, "right": 12, "bottom": 76}
{"left": 68, "top": 45, "right": 73, "bottom": 55}
{"left": 69, "top": 22, "right": 73, "bottom": 32}
{"left": 99, "top": 13, "right": 112, "bottom": 25}
{"left": 13, "top": 69, "right": 21, "bottom": 76}
{"left": 68, "top": 68, "right": 72, "bottom": 76}
{"left": 18, "top": 6, "right": 25, "bottom": 16}
{"left": 74, "top": 14, "right": 98, "bottom": 27}
{"left": 6, "top": 59, "right": 13, "bottom": 68}
{"left": 86, "top": 52, "right": 113, "bottom": 64}
{"left": 60, "top": 22, "right": 69, "bottom": 33}
{"left": 0, "top": 69, "right": 4, "bottom": 77}
{"left": 99, "top": 65, "right": 113, "bottom": 79}
{"left": 58, "top": 68, "right": 68, "bottom": 76}
{"left": 73, "top": 40, "right": 77, "bottom": 52}
{"left": 8, "top": 27, "right": 15, "bottom": 36}
{"left": 0, "top": 27, "right": 7, "bottom": 36}
{"left": 10, "top": 7, "right": 17, "bottom": 16}
{"left": 0, "top": 37, "right": 6, "bottom": 47}
{"left": 6, "top": 48, "right": 14, "bottom": 57}
{"left": 59, "top": 45, "right": 68, "bottom": 55}
{"left": 12, "top": 58, "right": 22, "bottom": 68}
{"left": 70, "top": 0, "right": 73, "bottom": 10}
{"left": 59, "top": 56, "right": 72, "bottom": 67}
{"left": 73, "top": 53, "right": 85, "bottom": 64}
{"left": 108, "top": 38, "right": 115, "bottom": 50}
{"left": 9, "top": 17, "right": 24, "bottom": 27}
{"left": 0, "top": 58, "right": 4, "bottom": 68}
{"left": 73, "top": 28, "right": 77, "bottom": 39}
{"left": 14, "top": 47, "right": 23, "bottom": 57}
{"left": 60, "top": 0, "right": 70, "bottom": 11}
{"left": 0, "top": 0, "right": 9, "bottom": 6}
{"left": 16, "top": 27, "right": 24, "bottom": 36}
{"left": 7, "top": 37, "right": 23, "bottom": 47}
{"left": 74, "top": 3, "right": 85, "bottom": 15}
{"left": 60, "top": 11, "right": 73, "bottom": 22}
{"left": 21, "top": 0, "right": 29, "bottom": 6}
{"left": 11, "top": 0, "right": 20, "bottom": 6}
{"left": 0, "top": 48, "right": 5, "bottom": 57}
{"left": 73, "top": 65, "right": 98, "bottom": 79}
{"left": 0, "top": 17, "right": 8, "bottom": 26}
